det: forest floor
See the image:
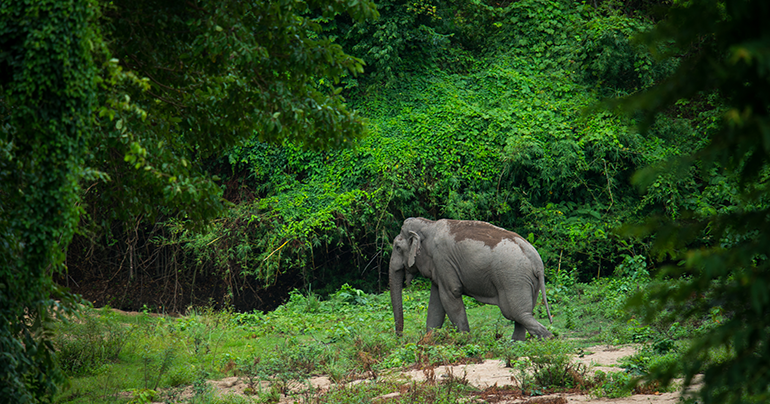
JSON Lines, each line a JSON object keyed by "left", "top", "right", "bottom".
{"left": 56, "top": 283, "right": 707, "bottom": 404}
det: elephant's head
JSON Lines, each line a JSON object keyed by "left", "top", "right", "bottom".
{"left": 389, "top": 230, "right": 420, "bottom": 335}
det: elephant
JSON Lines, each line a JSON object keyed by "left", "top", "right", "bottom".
{"left": 389, "top": 217, "right": 553, "bottom": 341}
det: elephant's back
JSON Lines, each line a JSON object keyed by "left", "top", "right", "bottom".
{"left": 440, "top": 219, "right": 526, "bottom": 249}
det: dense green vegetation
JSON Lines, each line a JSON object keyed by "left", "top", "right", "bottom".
{"left": 2, "top": 0, "right": 377, "bottom": 400}
{"left": 1, "top": 0, "right": 101, "bottom": 400}
{"left": 617, "top": 1, "right": 770, "bottom": 402}
{"left": 125, "top": 0, "right": 690, "bottom": 306}
{"left": 3, "top": 0, "right": 769, "bottom": 403}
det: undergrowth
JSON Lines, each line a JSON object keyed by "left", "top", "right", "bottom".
{"left": 51, "top": 271, "right": 718, "bottom": 403}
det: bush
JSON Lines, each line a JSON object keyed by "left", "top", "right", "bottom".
{"left": 498, "top": 338, "right": 590, "bottom": 391}
{"left": 380, "top": 343, "right": 418, "bottom": 369}
{"left": 591, "top": 370, "right": 634, "bottom": 398}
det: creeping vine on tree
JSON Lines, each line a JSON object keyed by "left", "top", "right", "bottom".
{"left": 1, "top": 0, "right": 378, "bottom": 400}
{"left": 1, "top": 0, "right": 100, "bottom": 400}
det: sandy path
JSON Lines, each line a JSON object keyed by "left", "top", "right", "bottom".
{"left": 387, "top": 345, "right": 683, "bottom": 404}
{"left": 152, "top": 345, "right": 691, "bottom": 403}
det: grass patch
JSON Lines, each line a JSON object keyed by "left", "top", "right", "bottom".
{"left": 53, "top": 277, "right": 702, "bottom": 403}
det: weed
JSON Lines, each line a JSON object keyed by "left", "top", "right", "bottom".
{"left": 257, "top": 385, "right": 281, "bottom": 403}
{"left": 325, "top": 357, "right": 354, "bottom": 383}
{"left": 212, "top": 393, "right": 259, "bottom": 404}
{"left": 499, "top": 339, "right": 591, "bottom": 392}
{"left": 380, "top": 343, "right": 418, "bottom": 369}
{"left": 128, "top": 388, "right": 157, "bottom": 404}
{"left": 421, "top": 344, "right": 468, "bottom": 366}
{"left": 356, "top": 350, "right": 378, "bottom": 379}
{"left": 52, "top": 308, "right": 130, "bottom": 376}
{"left": 235, "top": 341, "right": 326, "bottom": 401}
{"left": 330, "top": 283, "right": 369, "bottom": 306}
{"left": 190, "top": 368, "right": 213, "bottom": 403}
{"left": 166, "top": 365, "right": 194, "bottom": 387}
{"left": 283, "top": 340, "right": 330, "bottom": 374}
{"left": 564, "top": 306, "right": 576, "bottom": 330}
{"left": 619, "top": 342, "right": 683, "bottom": 381}
{"left": 591, "top": 370, "right": 634, "bottom": 398}
{"left": 140, "top": 346, "right": 174, "bottom": 390}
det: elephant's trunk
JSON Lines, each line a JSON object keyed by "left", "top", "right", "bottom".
{"left": 390, "top": 265, "right": 404, "bottom": 336}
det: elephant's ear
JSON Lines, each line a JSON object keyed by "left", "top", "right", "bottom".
{"left": 407, "top": 231, "right": 421, "bottom": 267}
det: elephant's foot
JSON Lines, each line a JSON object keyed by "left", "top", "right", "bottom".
{"left": 512, "top": 320, "right": 552, "bottom": 341}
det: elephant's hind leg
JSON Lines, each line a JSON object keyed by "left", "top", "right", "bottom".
{"left": 499, "top": 296, "right": 552, "bottom": 341}
{"left": 512, "top": 315, "right": 552, "bottom": 341}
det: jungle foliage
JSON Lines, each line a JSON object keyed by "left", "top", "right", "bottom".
{"left": 158, "top": 0, "right": 703, "bottom": 305}
{"left": 1, "top": 0, "right": 377, "bottom": 401}
{"left": 0, "top": 0, "right": 100, "bottom": 400}
{"left": 617, "top": 0, "right": 770, "bottom": 403}
{"left": 6, "top": 0, "right": 768, "bottom": 401}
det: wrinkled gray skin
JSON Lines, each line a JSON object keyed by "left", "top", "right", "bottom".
{"left": 389, "top": 217, "right": 553, "bottom": 341}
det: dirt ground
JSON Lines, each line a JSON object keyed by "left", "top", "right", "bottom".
{"left": 155, "top": 344, "right": 695, "bottom": 403}
{"left": 388, "top": 345, "right": 689, "bottom": 404}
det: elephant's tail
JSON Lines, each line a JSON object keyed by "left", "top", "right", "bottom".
{"left": 539, "top": 270, "right": 553, "bottom": 324}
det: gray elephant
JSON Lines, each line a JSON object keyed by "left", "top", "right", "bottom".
{"left": 389, "top": 217, "right": 553, "bottom": 341}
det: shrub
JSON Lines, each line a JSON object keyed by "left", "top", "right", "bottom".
{"left": 499, "top": 338, "right": 590, "bottom": 391}
{"left": 380, "top": 343, "right": 418, "bottom": 369}
{"left": 591, "top": 370, "right": 634, "bottom": 398}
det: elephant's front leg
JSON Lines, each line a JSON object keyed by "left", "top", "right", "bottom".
{"left": 426, "top": 282, "right": 446, "bottom": 329}
{"left": 438, "top": 284, "right": 470, "bottom": 332}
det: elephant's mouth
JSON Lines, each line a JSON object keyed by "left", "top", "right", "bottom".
{"left": 405, "top": 269, "right": 416, "bottom": 287}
